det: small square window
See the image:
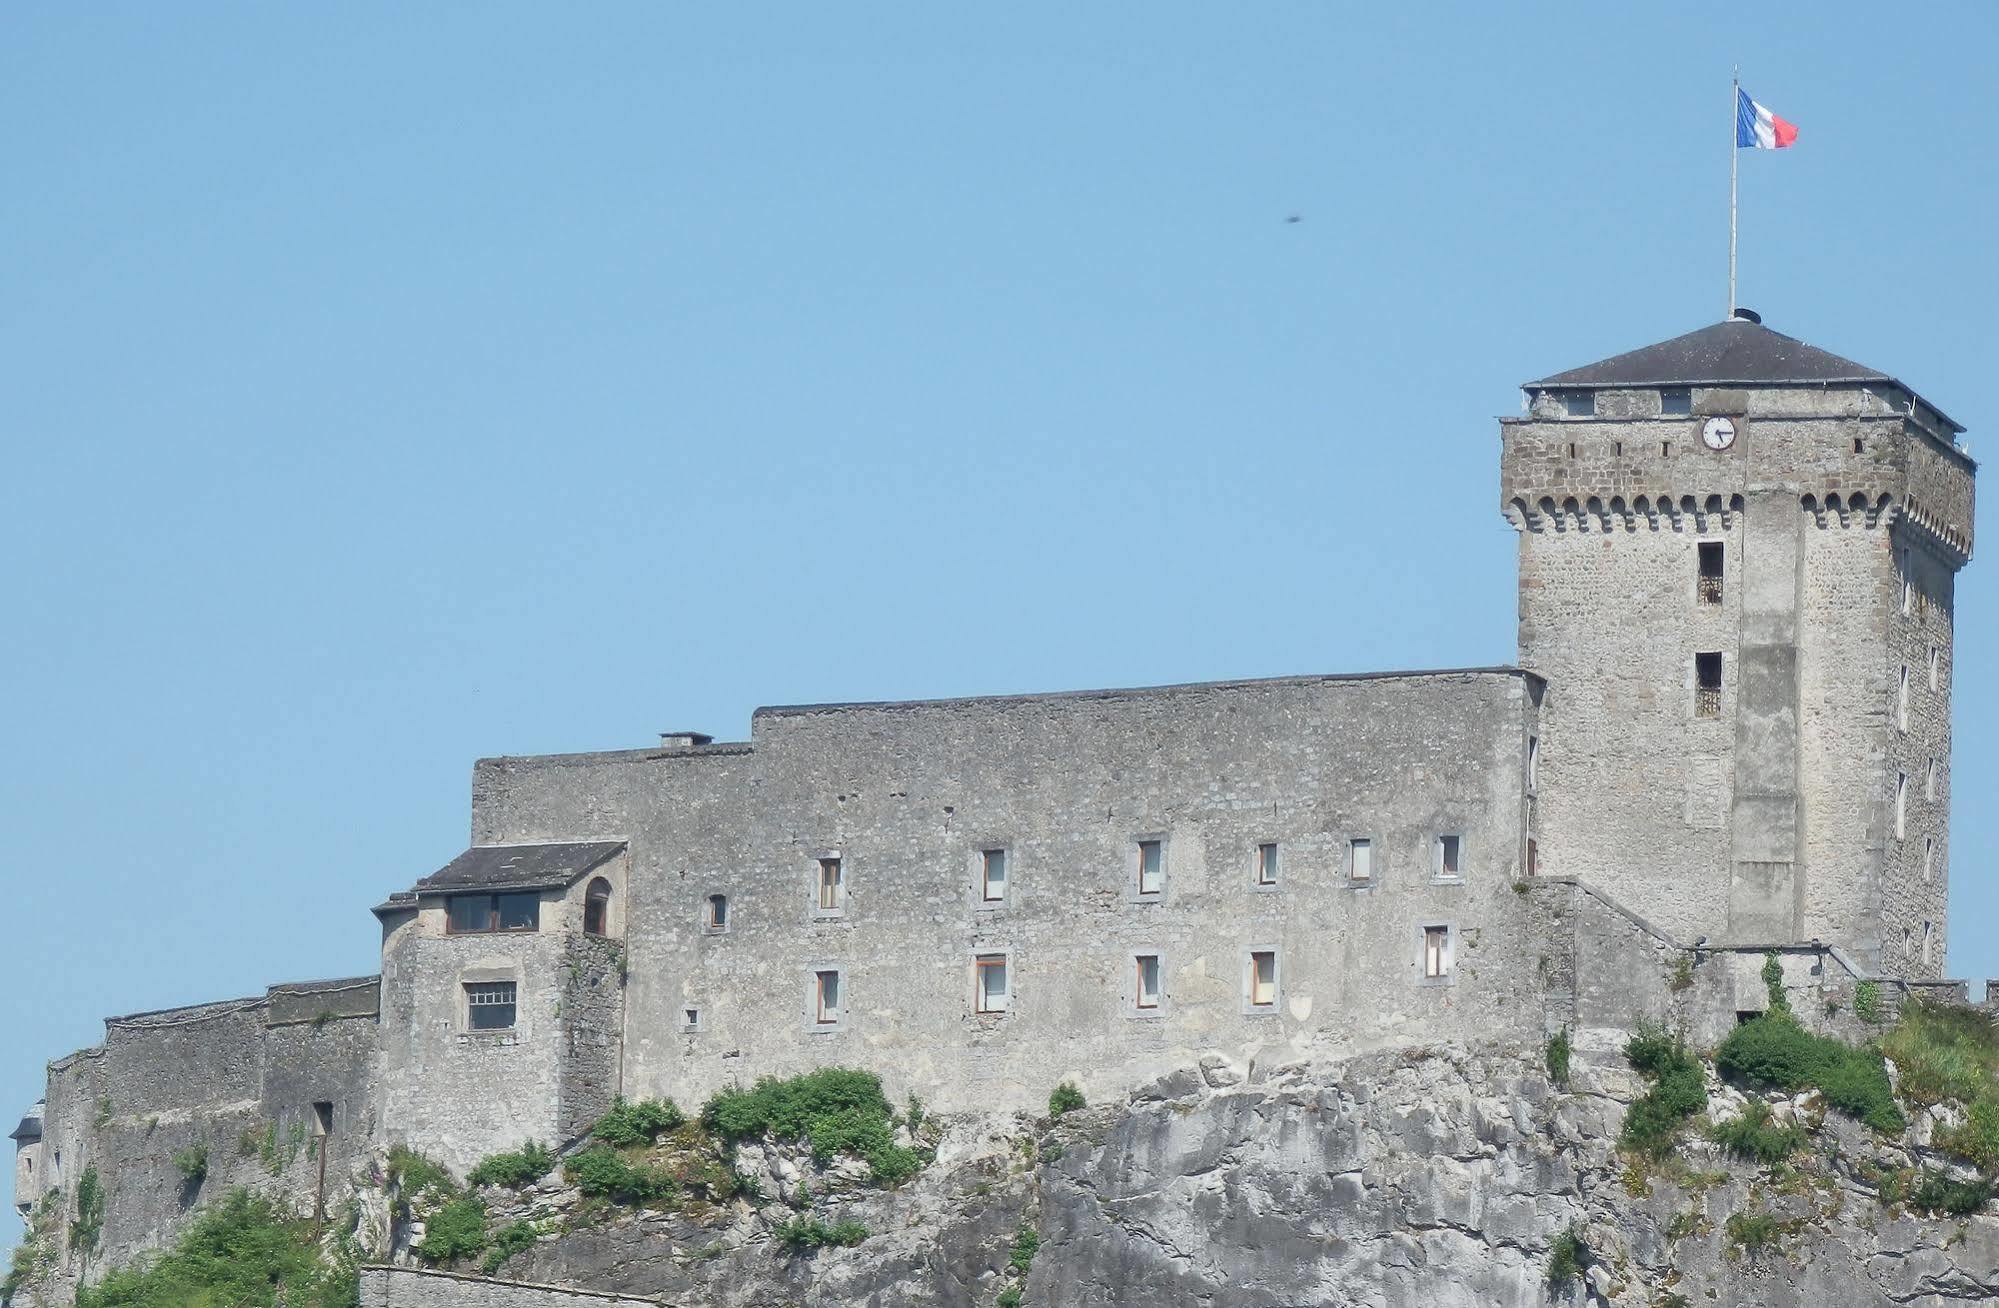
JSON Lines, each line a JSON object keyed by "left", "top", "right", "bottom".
{"left": 1661, "top": 388, "right": 1692, "bottom": 416}
{"left": 1136, "top": 840, "right": 1164, "bottom": 897}
{"left": 1563, "top": 392, "right": 1595, "bottom": 417}
{"left": 980, "top": 849, "right": 1008, "bottom": 903}
{"left": 813, "top": 969, "right": 843, "bottom": 1025}
{"left": 1854, "top": 436, "right": 1866, "bottom": 454}
{"left": 1422, "top": 926, "right": 1453, "bottom": 980}
{"left": 466, "top": 981, "right": 517, "bottom": 1031}
{"left": 1435, "top": 835, "right": 1463, "bottom": 881}
{"left": 1134, "top": 954, "right": 1162, "bottom": 1010}
{"left": 816, "top": 858, "right": 844, "bottom": 913}
{"left": 681, "top": 1007, "right": 703, "bottom": 1032}
{"left": 1348, "top": 837, "right": 1374, "bottom": 883}
{"left": 1247, "top": 950, "right": 1278, "bottom": 1008}
{"left": 497, "top": 893, "right": 540, "bottom": 932}
{"left": 1253, "top": 843, "right": 1279, "bottom": 887}
{"left": 1695, "top": 653, "right": 1723, "bottom": 719}
{"left": 1662, "top": 440, "right": 1673, "bottom": 457}
{"left": 974, "top": 954, "right": 1010, "bottom": 1014}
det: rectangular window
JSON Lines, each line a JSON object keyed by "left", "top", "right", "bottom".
{"left": 1423, "top": 926, "right": 1452, "bottom": 980}
{"left": 1137, "top": 840, "right": 1164, "bottom": 896}
{"left": 1896, "top": 773, "right": 1908, "bottom": 840}
{"left": 312, "top": 1102, "right": 333, "bottom": 1137}
{"left": 1135, "top": 954, "right": 1162, "bottom": 1009}
{"left": 1254, "top": 842, "right": 1279, "bottom": 887}
{"left": 814, "top": 969, "right": 842, "bottom": 1025}
{"left": 1349, "top": 837, "right": 1373, "bottom": 883}
{"left": 705, "top": 894, "right": 728, "bottom": 931}
{"left": 682, "top": 1007, "right": 702, "bottom": 1032}
{"left": 1695, "top": 653, "right": 1723, "bottom": 719}
{"left": 1661, "top": 388, "right": 1692, "bottom": 416}
{"left": 447, "top": 894, "right": 540, "bottom": 934}
{"left": 974, "top": 954, "right": 1010, "bottom": 1014}
{"left": 980, "top": 849, "right": 1008, "bottom": 902}
{"left": 1248, "top": 950, "right": 1277, "bottom": 1007}
{"left": 1436, "top": 835, "right": 1462, "bottom": 880}
{"left": 817, "top": 858, "right": 843, "bottom": 912}
{"left": 1563, "top": 391, "right": 1595, "bottom": 417}
{"left": 1898, "top": 665, "right": 1910, "bottom": 731}
{"left": 1697, "top": 541, "right": 1724, "bottom": 604}
{"left": 465, "top": 981, "right": 517, "bottom": 1031}
{"left": 1930, "top": 645, "right": 1941, "bottom": 690}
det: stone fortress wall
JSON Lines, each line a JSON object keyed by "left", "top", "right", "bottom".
{"left": 464, "top": 669, "right": 1548, "bottom": 1126}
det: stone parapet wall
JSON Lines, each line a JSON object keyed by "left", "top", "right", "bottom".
{"left": 359, "top": 1267, "right": 659, "bottom": 1307}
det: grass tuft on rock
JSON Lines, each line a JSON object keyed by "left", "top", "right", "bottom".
{"left": 1708, "top": 1100, "right": 1807, "bottom": 1166}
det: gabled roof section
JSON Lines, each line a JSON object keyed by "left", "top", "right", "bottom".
{"left": 411, "top": 840, "right": 625, "bottom": 896}
{"left": 1527, "top": 318, "right": 1962, "bottom": 433}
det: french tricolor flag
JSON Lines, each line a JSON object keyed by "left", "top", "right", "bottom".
{"left": 1736, "top": 88, "right": 1798, "bottom": 149}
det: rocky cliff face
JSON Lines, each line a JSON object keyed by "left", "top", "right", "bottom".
{"left": 409, "top": 1043, "right": 1999, "bottom": 1308}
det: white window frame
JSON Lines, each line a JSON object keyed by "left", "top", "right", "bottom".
{"left": 464, "top": 980, "right": 519, "bottom": 1033}
{"left": 1418, "top": 923, "right": 1456, "bottom": 986}
{"left": 812, "top": 853, "right": 846, "bottom": 918}
{"left": 976, "top": 846, "right": 1010, "bottom": 907}
{"left": 1345, "top": 835, "right": 1377, "bottom": 887}
{"left": 1129, "top": 950, "right": 1166, "bottom": 1018}
{"left": 1251, "top": 841, "right": 1280, "bottom": 892}
{"left": 1434, "top": 833, "right": 1466, "bottom": 884}
{"left": 805, "top": 965, "right": 846, "bottom": 1032}
{"left": 680, "top": 1006, "right": 704, "bottom": 1033}
{"left": 973, "top": 952, "right": 1011, "bottom": 1015}
{"left": 1131, "top": 836, "right": 1167, "bottom": 902}
{"left": 1241, "top": 946, "right": 1280, "bottom": 1014}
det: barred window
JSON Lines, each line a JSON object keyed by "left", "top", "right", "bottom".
{"left": 1697, "top": 541, "right": 1724, "bottom": 604}
{"left": 465, "top": 981, "right": 517, "bottom": 1031}
{"left": 1695, "top": 653, "right": 1723, "bottom": 719}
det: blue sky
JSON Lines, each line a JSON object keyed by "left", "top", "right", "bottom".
{"left": 4, "top": 4, "right": 1995, "bottom": 1252}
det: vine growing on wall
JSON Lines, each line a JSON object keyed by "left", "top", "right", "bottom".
{"left": 71, "top": 1167, "right": 106, "bottom": 1254}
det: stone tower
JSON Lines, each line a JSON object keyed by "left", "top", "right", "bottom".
{"left": 1500, "top": 312, "right": 1974, "bottom": 976}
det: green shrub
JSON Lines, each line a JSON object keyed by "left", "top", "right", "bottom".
{"left": 1724, "top": 1209, "right": 1785, "bottom": 1257}
{"left": 1048, "top": 1082, "right": 1086, "bottom": 1117}
{"left": 774, "top": 1217, "right": 868, "bottom": 1251}
{"left": 1668, "top": 955, "right": 1694, "bottom": 993}
{"left": 1716, "top": 1012, "right": 1903, "bottom": 1132}
{"left": 72, "top": 1167, "right": 106, "bottom": 1253}
{"left": 386, "top": 1146, "right": 459, "bottom": 1204}
{"left": 417, "top": 1197, "right": 488, "bottom": 1264}
{"left": 1882, "top": 999, "right": 1999, "bottom": 1107}
{"left": 1546, "top": 1224, "right": 1587, "bottom": 1288}
{"left": 566, "top": 1146, "right": 679, "bottom": 1204}
{"left": 1008, "top": 1224, "right": 1040, "bottom": 1275}
{"left": 1620, "top": 1024, "right": 1708, "bottom": 1157}
{"left": 1545, "top": 1028, "right": 1572, "bottom": 1087}
{"left": 76, "top": 1189, "right": 355, "bottom": 1308}
{"left": 1709, "top": 1100, "right": 1808, "bottom": 1166}
{"left": 1761, "top": 951, "right": 1790, "bottom": 1014}
{"left": 1910, "top": 1171, "right": 1994, "bottom": 1216}
{"left": 996, "top": 1287, "right": 1022, "bottom": 1308}
{"left": 702, "top": 1069, "right": 921, "bottom": 1185}
{"left": 590, "top": 1097, "right": 686, "bottom": 1148}
{"left": 467, "top": 1141, "right": 556, "bottom": 1190}
{"left": 480, "top": 1220, "right": 541, "bottom": 1275}
{"left": 172, "top": 1143, "right": 209, "bottom": 1185}
{"left": 1854, "top": 980, "right": 1884, "bottom": 1025}
{"left": 1937, "top": 1099, "right": 1999, "bottom": 1171}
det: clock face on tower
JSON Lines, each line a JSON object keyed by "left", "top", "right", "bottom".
{"left": 1701, "top": 416, "right": 1738, "bottom": 451}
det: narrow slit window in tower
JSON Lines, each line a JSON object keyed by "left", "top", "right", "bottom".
{"left": 1697, "top": 541, "right": 1724, "bottom": 604}
{"left": 1896, "top": 773, "right": 1908, "bottom": 839}
{"left": 1694, "top": 653, "right": 1723, "bottom": 719}
{"left": 1898, "top": 665, "right": 1910, "bottom": 731}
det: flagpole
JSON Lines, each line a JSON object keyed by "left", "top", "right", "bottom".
{"left": 1729, "top": 66, "right": 1739, "bottom": 319}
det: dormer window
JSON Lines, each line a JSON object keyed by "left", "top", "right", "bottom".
{"left": 1563, "top": 391, "right": 1596, "bottom": 417}
{"left": 583, "top": 878, "right": 612, "bottom": 936}
{"left": 1661, "top": 388, "right": 1692, "bottom": 416}
{"left": 447, "top": 892, "right": 540, "bottom": 934}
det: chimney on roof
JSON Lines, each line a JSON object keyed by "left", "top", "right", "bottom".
{"left": 1731, "top": 307, "right": 1762, "bottom": 324}
{"left": 658, "top": 731, "right": 714, "bottom": 749}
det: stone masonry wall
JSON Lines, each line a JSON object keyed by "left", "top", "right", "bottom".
{"left": 467, "top": 671, "right": 1544, "bottom": 1126}
{"left": 359, "top": 1267, "right": 658, "bottom": 1307}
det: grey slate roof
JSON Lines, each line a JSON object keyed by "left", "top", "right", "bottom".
{"left": 412, "top": 841, "right": 625, "bottom": 895}
{"left": 11, "top": 1107, "right": 42, "bottom": 1142}
{"left": 1529, "top": 319, "right": 1889, "bottom": 388}
{"left": 1528, "top": 318, "right": 1960, "bottom": 433}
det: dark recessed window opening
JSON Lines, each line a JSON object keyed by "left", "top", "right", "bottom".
{"left": 583, "top": 877, "right": 612, "bottom": 936}
{"left": 1563, "top": 392, "right": 1596, "bottom": 417}
{"left": 448, "top": 892, "right": 540, "bottom": 934}
{"left": 466, "top": 981, "right": 518, "bottom": 1031}
{"left": 1662, "top": 441, "right": 1673, "bottom": 456}
{"left": 312, "top": 1102, "right": 333, "bottom": 1137}
{"left": 1568, "top": 442, "right": 1578, "bottom": 459}
{"left": 1695, "top": 653, "right": 1723, "bottom": 719}
{"left": 1661, "top": 388, "right": 1692, "bottom": 416}
{"left": 705, "top": 893, "right": 728, "bottom": 930}
{"left": 1854, "top": 437, "right": 1865, "bottom": 454}
{"left": 1698, "top": 541, "right": 1724, "bottom": 604}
